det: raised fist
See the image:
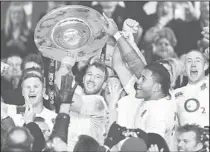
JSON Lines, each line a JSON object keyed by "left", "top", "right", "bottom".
{"left": 123, "top": 18, "right": 139, "bottom": 34}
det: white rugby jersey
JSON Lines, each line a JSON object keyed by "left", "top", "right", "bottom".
{"left": 7, "top": 105, "right": 57, "bottom": 131}
{"left": 117, "top": 94, "right": 144, "bottom": 129}
{"left": 134, "top": 97, "right": 178, "bottom": 151}
{"left": 67, "top": 95, "right": 108, "bottom": 151}
{"left": 173, "top": 76, "right": 209, "bottom": 128}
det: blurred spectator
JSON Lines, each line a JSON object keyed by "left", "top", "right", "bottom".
{"left": 124, "top": 1, "right": 148, "bottom": 30}
{"left": 1, "top": 2, "right": 37, "bottom": 59}
{"left": 144, "top": 27, "right": 178, "bottom": 64}
{"left": 1, "top": 54, "right": 22, "bottom": 91}
{"left": 92, "top": 2, "right": 128, "bottom": 30}
{"left": 152, "top": 27, "right": 178, "bottom": 61}
{"left": 143, "top": 1, "right": 204, "bottom": 57}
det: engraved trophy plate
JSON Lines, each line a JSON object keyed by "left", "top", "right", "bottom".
{"left": 34, "top": 5, "right": 108, "bottom": 62}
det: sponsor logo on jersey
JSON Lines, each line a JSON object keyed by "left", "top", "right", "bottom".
{"left": 184, "top": 98, "right": 200, "bottom": 113}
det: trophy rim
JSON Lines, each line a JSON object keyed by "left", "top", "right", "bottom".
{"left": 34, "top": 5, "right": 108, "bottom": 62}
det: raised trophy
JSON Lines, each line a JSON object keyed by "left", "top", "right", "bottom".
{"left": 34, "top": 5, "right": 108, "bottom": 62}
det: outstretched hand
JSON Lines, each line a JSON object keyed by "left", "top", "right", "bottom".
{"left": 123, "top": 18, "right": 139, "bottom": 34}
{"left": 55, "top": 74, "right": 77, "bottom": 104}
{"left": 102, "top": 13, "right": 119, "bottom": 36}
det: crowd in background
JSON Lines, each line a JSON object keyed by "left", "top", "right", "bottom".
{"left": 1, "top": 1, "right": 209, "bottom": 152}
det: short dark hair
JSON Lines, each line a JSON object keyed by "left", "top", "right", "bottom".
{"left": 144, "top": 63, "right": 171, "bottom": 97}
{"left": 86, "top": 61, "right": 109, "bottom": 82}
{"left": 177, "top": 124, "right": 205, "bottom": 144}
{"left": 73, "top": 135, "right": 100, "bottom": 152}
{"left": 21, "top": 53, "right": 44, "bottom": 71}
{"left": 20, "top": 68, "right": 44, "bottom": 87}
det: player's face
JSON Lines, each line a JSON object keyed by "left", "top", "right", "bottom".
{"left": 155, "top": 38, "right": 175, "bottom": 59}
{"left": 177, "top": 131, "right": 203, "bottom": 152}
{"left": 10, "top": 6, "right": 24, "bottom": 25}
{"left": 22, "top": 77, "right": 44, "bottom": 106}
{"left": 83, "top": 66, "right": 105, "bottom": 95}
{"left": 185, "top": 51, "right": 207, "bottom": 84}
{"left": 135, "top": 69, "right": 155, "bottom": 100}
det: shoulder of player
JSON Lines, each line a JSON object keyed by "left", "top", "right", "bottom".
{"left": 83, "top": 95, "right": 108, "bottom": 111}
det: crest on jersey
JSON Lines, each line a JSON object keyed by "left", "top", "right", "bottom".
{"left": 175, "top": 92, "right": 183, "bottom": 99}
{"left": 184, "top": 98, "right": 200, "bottom": 113}
{"left": 200, "top": 83, "right": 207, "bottom": 90}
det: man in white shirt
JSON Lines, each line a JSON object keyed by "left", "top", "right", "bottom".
{"left": 174, "top": 50, "right": 209, "bottom": 128}
{"left": 67, "top": 61, "right": 108, "bottom": 151}
{"left": 103, "top": 14, "right": 177, "bottom": 151}
{"left": 7, "top": 68, "right": 57, "bottom": 132}
{"left": 116, "top": 62, "right": 177, "bottom": 151}
{"left": 133, "top": 63, "right": 178, "bottom": 151}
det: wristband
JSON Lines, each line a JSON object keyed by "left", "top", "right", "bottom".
{"left": 113, "top": 31, "right": 123, "bottom": 41}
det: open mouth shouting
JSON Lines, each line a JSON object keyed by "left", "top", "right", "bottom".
{"left": 190, "top": 69, "right": 198, "bottom": 77}
{"left": 86, "top": 82, "right": 96, "bottom": 89}
{"left": 28, "top": 94, "right": 37, "bottom": 100}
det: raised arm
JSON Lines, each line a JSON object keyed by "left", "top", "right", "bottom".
{"left": 103, "top": 14, "right": 146, "bottom": 78}
{"left": 112, "top": 45, "right": 133, "bottom": 88}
